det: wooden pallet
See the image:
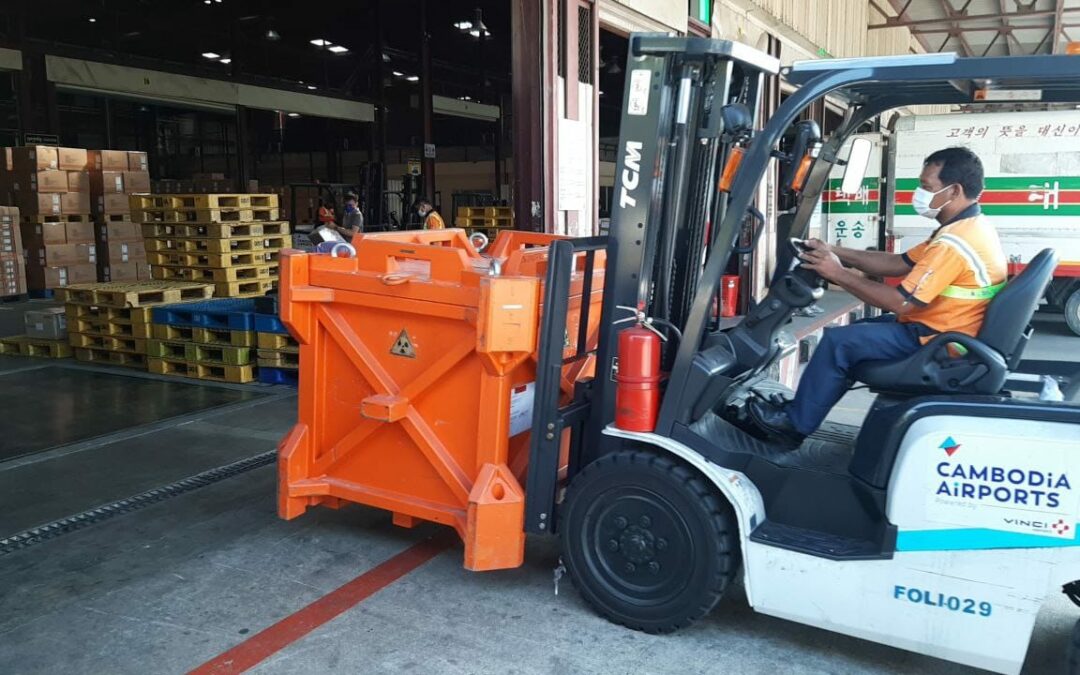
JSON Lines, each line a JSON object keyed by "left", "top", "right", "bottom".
{"left": 69, "top": 332, "right": 147, "bottom": 354}
{"left": 66, "top": 304, "right": 153, "bottom": 324}
{"left": 193, "top": 326, "right": 255, "bottom": 347}
{"left": 146, "top": 339, "right": 189, "bottom": 360}
{"left": 74, "top": 347, "right": 147, "bottom": 368}
{"left": 142, "top": 222, "right": 270, "bottom": 239}
{"left": 98, "top": 212, "right": 134, "bottom": 223}
{"left": 186, "top": 342, "right": 253, "bottom": 366}
{"left": 145, "top": 236, "right": 267, "bottom": 254}
{"left": 131, "top": 193, "right": 279, "bottom": 210}
{"left": 151, "top": 263, "right": 278, "bottom": 283}
{"left": 256, "top": 332, "right": 299, "bottom": 352}
{"left": 151, "top": 324, "right": 195, "bottom": 341}
{"left": 214, "top": 279, "right": 276, "bottom": 298}
{"left": 454, "top": 216, "right": 514, "bottom": 228}
{"left": 59, "top": 281, "right": 214, "bottom": 308}
{"left": 23, "top": 213, "right": 93, "bottom": 224}
{"left": 69, "top": 317, "right": 153, "bottom": 340}
{"left": 457, "top": 206, "right": 513, "bottom": 218}
{"left": 0, "top": 335, "right": 73, "bottom": 358}
{"left": 256, "top": 349, "right": 299, "bottom": 368}
{"left": 146, "top": 250, "right": 274, "bottom": 268}
{"left": 133, "top": 207, "right": 280, "bottom": 224}
{"left": 148, "top": 357, "right": 256, "bottom": 383}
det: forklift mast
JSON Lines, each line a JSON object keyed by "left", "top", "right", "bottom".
{"left": 523, "top": 37, "right": 780, "bottom": 535}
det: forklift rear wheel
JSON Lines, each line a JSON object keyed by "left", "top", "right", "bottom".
{"left": 560, "top": 448, "right": 739, "bottom": 633}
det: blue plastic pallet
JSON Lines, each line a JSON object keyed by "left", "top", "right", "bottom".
{"left": 254, "top": 313, "right": 288, "bottom": 334}
{"left": 152, "top": 298, "right": 259, "bottom": 331}
{"left": 258, "top": 366, "right": 298, "bottom": 386}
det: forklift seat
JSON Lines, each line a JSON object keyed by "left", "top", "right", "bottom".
{"left": 851, "top": 248, "right": 1059, "bottom": 396}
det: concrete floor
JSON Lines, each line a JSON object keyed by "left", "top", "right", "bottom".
{"left": 0, "top": 306, "right": 1077, "bottom": 674}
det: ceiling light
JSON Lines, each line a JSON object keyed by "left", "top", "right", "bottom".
{"left": 287, "top": 113, "right": 300, "bottom": 118}
{"left": 307, "top": 85, "right": 317, "bottom": 90}
{"left": 392, "top": 71, "right": 404, "bottom": 77}
{"left": 219, "top": 58, "right": 232, "bottom": 64}
{"left": 454, "top": 21, "right": 473, "bottom": 30}
{"left": 214, "top": 0, "right": 222, "bottom": 3}
{"left": 204, "top": 0, "right": 211, "bottom": 4}
{"left": 406, "top": 75, "right": 419, "bottom": 82}
{"left": 88, "top": 17, "right": 97, "bottom": 23}
{"left": 459, "top": 95, "right": 472, "bottom": 101}
{"left": 328, "top": 45, "right": 349, "bottom": 54}
{"left": 310, "top": 38, "right": 330, "bottom": 47}
{"left": 202, "top": 52, "right": 221, "bottom": 60}
{"left": 265, "top": 29, "right": 280, "bottom": 41}
{"left": 382, "top": 53, "right": 391, "bottom": 62}
{"left": 599, "top": 91, "right": 605, "bottom": 96}
{"left": 469, "top": 29, "right": 480, "bottom": 37}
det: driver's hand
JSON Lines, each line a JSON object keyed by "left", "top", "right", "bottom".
{"left": 799, "top": 246, "right": 845, "bottom": 282}
{"left": 803, "top": 238, "right": 831, "bottom": 254}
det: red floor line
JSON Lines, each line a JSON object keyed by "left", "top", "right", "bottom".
{"left": 189, "top": 537, "right": 449, "bottom": 675}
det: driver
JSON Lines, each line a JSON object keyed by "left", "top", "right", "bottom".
{"left": 749, "top": 146, "right": 1007, "bottom": 444}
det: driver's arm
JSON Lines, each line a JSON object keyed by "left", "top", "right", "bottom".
{"left": 806, "top": 239, "right": 912, "bottom": 277}
{"left": 823, "top": 269, "right": 917, "bottom": 317}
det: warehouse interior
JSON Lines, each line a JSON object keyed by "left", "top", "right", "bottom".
{"left": 3, "top": 1, "right": 1080, "bottom": 674}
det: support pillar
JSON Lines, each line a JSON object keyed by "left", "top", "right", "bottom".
{"left": 512, "top": 0, "right": 545, "bottom": 231}
{"left": 420, "top": 0, "right": 436, "bottom": 203}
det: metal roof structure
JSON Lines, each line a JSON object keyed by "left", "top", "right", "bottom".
{"left": 871, "top": 0, "right": 1080, "bottom": 57}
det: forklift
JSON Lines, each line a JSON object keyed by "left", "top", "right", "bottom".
{"left": 524, "top": 37, "right": 1080, "bottom": 674}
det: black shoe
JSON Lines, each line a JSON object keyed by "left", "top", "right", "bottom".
{"left": 747, "top": 398, "right": 806, "bottom": 446}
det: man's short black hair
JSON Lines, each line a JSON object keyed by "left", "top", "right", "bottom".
{"left": 923, "top": 146, "right": 984, "bottom": 199}
{"left": 414, "top": 198, "right": 432, "bottom": 208}
{"left": 344, "top": 192, "right": 358, "bottom": 202}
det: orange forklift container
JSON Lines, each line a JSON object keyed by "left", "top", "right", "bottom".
{"left": 277, "top": 228, "right": 604, "bottom": 571}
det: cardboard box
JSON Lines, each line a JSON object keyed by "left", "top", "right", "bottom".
{"left": 26, "top": 263, "right": 96, "bottom": 289}
{"left": 96, "top": 221, "right": 141, "bottom": 243}
{"left": 67, "top": 170, "right": 90, "bottom": 192}
{"left": 101, "top": 240, "right": 145, "bottom": 262}
{"left": 96, "top": 193, "right": 130, "bottom": 214}
{"left": 24, "top": 307, "right": 67, "bottom": 340}
{"left": 11, "top": 146, "right": 59, "bottom": 171}
{"left": 13, "top": 169, "right": 69, "bottom": 193}
{"left": 0, "top": 210, "right": 20, "bottom": 255}
{"left": 29, "top": 242, "right": 96, "bottom": 266}
{"left": 0, "top": 253, "right": 27, "bottom": 296}
{"left": 124, "top": 171, "right": 150, "bottom": 193}
{"left": 100, "top": 260, "right": 150, "bottom": 282}
{"left": 62, "top": 192, "right": 92, "bottom": 214}
{"left": 89, "top": 149, "right": 129, "bottom": 171}
{"left": 24, "top": 220, "right": 95, "bottom": 246}
{"left": 17, "top": 193, "right": 62, "bottom": 216}
{"left": 91, "top": 170, "right": 126, "bottom": 194}
{"left": 128, "top": 151, "right": 148, "bottom": 172}
{"left": 57, "top": 147, "right": 89, "bottom": 171}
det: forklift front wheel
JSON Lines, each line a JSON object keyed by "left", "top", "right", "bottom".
{"left": 559, "top": 448, "right": 740, "bottom": 634}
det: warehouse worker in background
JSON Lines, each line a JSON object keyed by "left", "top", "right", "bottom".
{"left": 336, "top": 192, "right": 364, "bottom": 239}
{"left": 748, "top": 146, "right": 1006, "bottom": 445}
{"left": 415, "top": 198, "right": 445, "bottom": 230}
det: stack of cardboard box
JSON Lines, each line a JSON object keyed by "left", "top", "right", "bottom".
{"left": 90, "top": 150, "right": 151, "bottom": 282}
{"left": 0, "top": 206, "right": 26, "bottom": 297}
{"left": 4, "top": 146, "right": 96, "bottom": 291}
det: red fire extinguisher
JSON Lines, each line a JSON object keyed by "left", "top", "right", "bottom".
{"left": 614, "top": 306, "right": 664, "bottom": 432}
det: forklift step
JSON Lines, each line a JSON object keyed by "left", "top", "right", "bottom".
{"left": 749, "top": 520, "right": 891, "bottom": 561}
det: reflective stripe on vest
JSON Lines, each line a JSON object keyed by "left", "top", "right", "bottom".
{"left": 939, "top": 280, "right": 1006, "bottom": 300}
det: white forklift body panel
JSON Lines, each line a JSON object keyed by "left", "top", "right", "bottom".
{"left": 606, "top": 414, "right": 1080, "bottom": 675}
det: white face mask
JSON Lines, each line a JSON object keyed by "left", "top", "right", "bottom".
{"left": 911, "top": 184, "right": 955, "bottom": 219}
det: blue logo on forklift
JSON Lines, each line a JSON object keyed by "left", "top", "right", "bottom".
{"left": 893, "top": 585, "right": 992, "bottom": 617}
{"left": 934, "top": 435, "right": 1072, "bottom": 509}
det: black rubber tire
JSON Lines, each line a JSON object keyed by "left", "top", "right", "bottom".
{"left": 1066, "top": 288, "right": 1080, "bottom": 338}
{"left": 1067, "top": 616, "right": 1080, "bottom": 675}
{"left": 559, "top": 448, "right": 740, "bottom": 634}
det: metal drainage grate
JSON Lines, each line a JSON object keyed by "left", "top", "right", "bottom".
{"left": 0, "top": 450, "right": 277, "bottom": 557}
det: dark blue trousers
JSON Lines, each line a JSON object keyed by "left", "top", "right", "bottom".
{"left": 786, "top": 315, "right": 931, "bottom": 435}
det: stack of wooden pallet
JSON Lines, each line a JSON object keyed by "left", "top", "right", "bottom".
{"left": 255, "top": 313, "right": 299, "bottom": 385}
{"left": 148, "top": 298, "right": 261, "bottom": 383}
{"left": 60, "top": 281, "right": 214, "bottom": 368}
{"left": 136, "top": 193, "right": 291, "bottom": 298}
{"left": 454, "top": 206, "right": 513, "bottom": 241}
{"left": 0, "top": 334, "right": 72, "bottom": 359}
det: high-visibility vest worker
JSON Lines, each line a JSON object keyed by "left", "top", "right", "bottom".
{"left": 415, "top": 198, "right": 445, "bottom": 230}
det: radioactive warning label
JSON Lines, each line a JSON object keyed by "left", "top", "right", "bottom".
{"left": 390, "top": 329, "right": 416, "bottom": 358}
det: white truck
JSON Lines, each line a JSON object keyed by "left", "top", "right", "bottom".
{"left": 823, "top": 112, "right": 1080, "bottom": 335}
